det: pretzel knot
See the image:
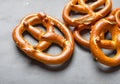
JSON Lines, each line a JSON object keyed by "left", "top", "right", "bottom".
{"left": 90, "top": 8, "right": 120, "bottom": 66}
{"left": 12, "top": 13, "right": 74, "bottom": 64}
{"left": 62, "top": 0, "right": 112, "bottom": 26}
{"left": 69, "top": 0, "right": 112, "bottom": 48}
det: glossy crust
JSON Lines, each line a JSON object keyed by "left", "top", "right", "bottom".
{"left": 90, "top": 8, "right": 120, "bottom": 66}
{"left": 12, "top": 13, "right": 74, "bottom": 64}
{"left": 62, "top": 0, "right": 112, "bottom": 26}
{"left": 72, "top": 0, "right": 112, "bottom": 48}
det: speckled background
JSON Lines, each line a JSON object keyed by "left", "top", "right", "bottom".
{"left": 0, "top": 0, "right": 120, "bottom": 84}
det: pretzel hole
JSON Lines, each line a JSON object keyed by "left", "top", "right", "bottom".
{"left": 70, "top": 11, "right": 87, "bottom": 19}
{"left": 101, "top": 49, "right": 116, "bottom": 57}
{"left": 33, "top": 24, "right": 46, "bottom": 32}
{"left": 23, "top": 31, "right": 38, "bottom": 46}
{"left": 80, "top": 28, "right": 91, "bottom": 40}
{"left": 86, "top": 0, "right": 97, "bottom": 5}
{"left": 94, "top": 4, "right": 105, "bottom": 12}
{"left": 43, "top": 43, "right": 62, "bottom": 55}
{"left": 104, "top": 32, "right": 112, "bottom": 40}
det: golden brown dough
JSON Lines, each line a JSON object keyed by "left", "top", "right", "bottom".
{"left": 90, "top": 8, "right": 120, "bottom": 66}
{"left": 62, "top": 0, "right": 112, "bottom": 26}
{"left": 62, "top": 0, "right": 112, "bottom": 48}
{"left": 12, "top": 12, "right": 74, "bottom": 64}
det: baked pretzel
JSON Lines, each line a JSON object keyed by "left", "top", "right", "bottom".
{"left": 12, "top": 12, "right": 74, "bottom": 64}
{"left": 72, "top": 0, "right": 112, "bottom": 47}
{"left": 62, "top": 0, "right": 112, "bottom": 26}
{"left": 90, "top": 8, "right": 120, "bottom": 66}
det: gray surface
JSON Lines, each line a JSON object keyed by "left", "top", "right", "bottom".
{"left": 0, "top": 0, "right": 120, "bottom": 84}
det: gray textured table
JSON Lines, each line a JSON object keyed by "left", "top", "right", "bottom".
{"left": 0, "top": 0, "right": 120, "bottom": 84}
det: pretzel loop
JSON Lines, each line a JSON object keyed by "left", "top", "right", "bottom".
{"left": 12, "top": 13, "right": 74, "bottom": 64}
{"left": 90, "top": 9, "right": 120, "bottom": 66}
{"left": 71, "top": 0, "right": 112, "bottom": 48}
{"left": 74, "top": 25, "right": 91, "bottom": 47}
{"left": 62, "top": 0, "right": 112, "bottom": 26}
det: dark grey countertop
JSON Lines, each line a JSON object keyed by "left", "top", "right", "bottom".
{"left": 0, "top": 0, "right": 120, "bottom": 84}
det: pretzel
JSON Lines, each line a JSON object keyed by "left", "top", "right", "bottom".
{"left": 72, "top": 0, "right": 112, "bottom": 47}
{"left": 90, "top": 8, "right": 120, "bottom": 66}
{"left": 62, "top": 0, "right": 112, "bottom": 26}
{"left": 12, "top": 12, "right": 74, "bottom": 64}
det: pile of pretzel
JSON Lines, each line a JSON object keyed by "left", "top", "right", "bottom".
{"left": 12, "top": 0, "right": 120, "bottom": 67}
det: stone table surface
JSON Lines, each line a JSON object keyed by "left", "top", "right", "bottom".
{"left": 0, "top": 0, "right": 120, "bottom": 84}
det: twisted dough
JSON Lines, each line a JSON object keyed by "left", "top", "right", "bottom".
{"left": 90, "top": 8, "right": 120, "bottom": 66}
{"left": 62, "top": 0, "right": 112, "bottom": 48}
{"left": 62, "top": 0, "right": 112, "bottom": 26}
{"left": 12, "top": 12, "right": 74, "bottom": 64}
